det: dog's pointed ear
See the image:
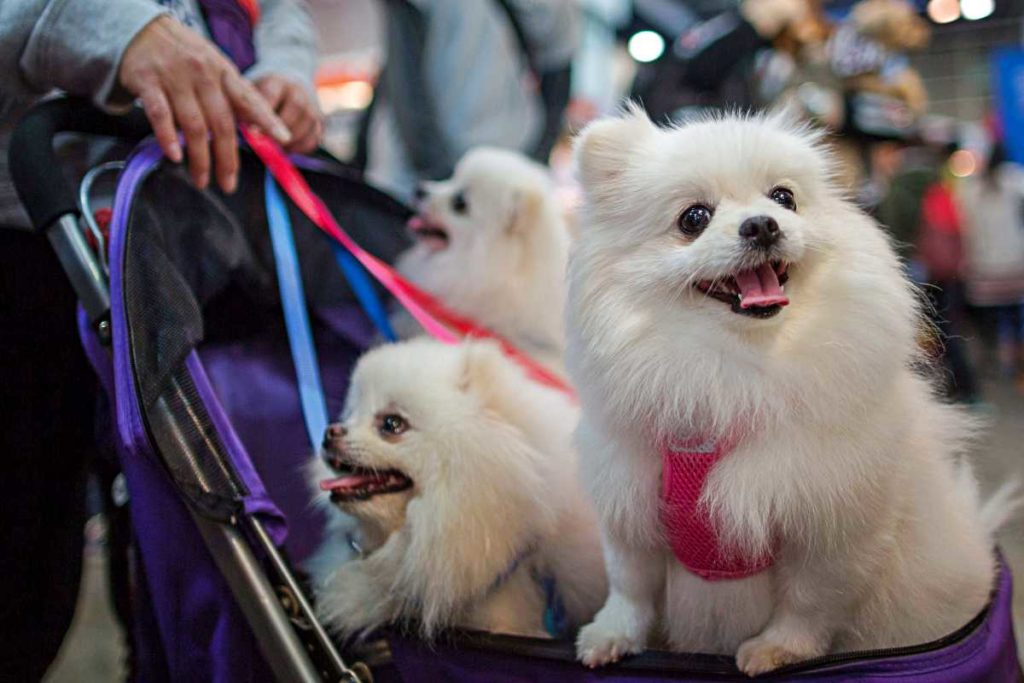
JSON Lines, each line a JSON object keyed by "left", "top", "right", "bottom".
{"left": 458, "top": 340, "right": 509, "bottom": 396}
{"left": 507, "top": 187, "right": 544, "bottom": 235}
{"left": 574, "top": 102, "right": 655, "bottom": 191}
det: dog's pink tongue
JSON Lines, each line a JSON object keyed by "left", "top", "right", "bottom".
{"left": 319, "top": 474, "right": 384, "bottom": 492}
{"left": 735, "top": 263, "right": 789, "bottom": 309}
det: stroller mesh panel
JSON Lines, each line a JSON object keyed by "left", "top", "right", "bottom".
{"left": 148, "top": 367, "right": 248, "bottom": 518}
{"left": 122, "top": 168, "right": 268, "bottom": 515}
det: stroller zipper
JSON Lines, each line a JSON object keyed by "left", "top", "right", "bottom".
{"left": 768, "top": 604, "right": 990, "bottom": 676}
{"left": 441, "top": 597, "right": 990, "bottom": 678}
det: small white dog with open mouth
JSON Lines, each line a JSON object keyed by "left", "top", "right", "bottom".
{"left": 394, "top": 147, "right": 571, "bottom": 378}
{"left": 311, "top": 339, "right": 606, "bottom": 639}
{"left": 567, "top": 106, "right": 1010, "bottom": 675}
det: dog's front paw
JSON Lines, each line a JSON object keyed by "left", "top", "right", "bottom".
{"left": 736, "top": 634, "right": 812, "bottom": 677}
{"left": 575, "top": 599, "right": 651, "bottom": 668}
{"left": 318, "top": 562, "right": 386, "bottom": 636}
{"left": 576, "top": 621, "right": 645, "bottom": 668}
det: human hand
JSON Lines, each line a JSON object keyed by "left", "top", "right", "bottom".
{"left": 254, "top": 75, "right": 323, "bottom": 154}
{"left": 118, "top": 16, "right": 293, "bottom": 193}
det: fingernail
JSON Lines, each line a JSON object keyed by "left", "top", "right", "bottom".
{"left": 169, "top": 141, "right": 183, "bottom": 163}
{"left": 225, "top": 173, "right": 238, "bottom": 194}
{"left": 197, "top": 172, "right": 209, "bottom": 189}
{"left": 273, "top": 122, "right": 293, "bottom": 143}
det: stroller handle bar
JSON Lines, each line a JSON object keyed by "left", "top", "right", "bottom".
{"left": 8, "top": 97, "right": 150, "bottom": 328}
{"left": 9, "top": 96, "right": 150, "bottom": 232}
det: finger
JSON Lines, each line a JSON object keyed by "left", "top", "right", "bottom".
{"left": 197, "top": 84, "right": 240, "bottom": 193}
{"left": 277, "top": 89, "right": 309, "bottom": 130}
{"left": 169, "top": 90, "right": 211, "bottom": 189}
{"left": 277, "top": 101, "right": 304, "bottom": 133}
{"left": 139, "top": 85, "right": 182, "bottom": 162}
{"left": 256, "top": 77, "right": 287, "bottom": 111}
{"left": 288, "top": 128, "right": 320, "bottom": 154}
{"left": 284, "top": 113, "right": 320, "bottom": 153}
{"left": 223, "top": 72, "right": 292, "bottom": 144}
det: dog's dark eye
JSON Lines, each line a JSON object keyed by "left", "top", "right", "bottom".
{"left": 451, "top": 191, "right": 468, "bottom": 215}
{"left": 678, "top": 204, "right": 713, "bottom": 236}
{"left": 770, "top": 187, "right": 796, "bottom": 211}
{"left": 379, "top": 414, "right": 408, "bottom": 437}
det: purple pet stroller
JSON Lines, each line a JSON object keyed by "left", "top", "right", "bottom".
{"left": 9, "top": 97, "right": 1022, "bottom": 682}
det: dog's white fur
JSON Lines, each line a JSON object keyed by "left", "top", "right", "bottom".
{"left": 394, "top": 147, "right": 571, "bottom": 377}
{"left": 568, "top": 106, "right": 1005, "bottom": 675}
{"left": 312, "top": 339, "right": 607, "bottom": 639}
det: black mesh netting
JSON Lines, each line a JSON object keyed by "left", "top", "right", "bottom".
{"left": 120, "top": 150, "right": 411, "bottom": 518}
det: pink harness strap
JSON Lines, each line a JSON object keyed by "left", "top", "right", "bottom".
{"left": 660, "top": 438, "right": 772, "bottom": 581}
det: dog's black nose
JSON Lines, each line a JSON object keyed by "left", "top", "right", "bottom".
{"left": 322, "top": 423, "right": 346, "bottom": 450}
{"left": 413, "top": 183, "right": 428, "bottom": 202}
{"left": 739, "top": 216, "right": 781, "bottom": 249}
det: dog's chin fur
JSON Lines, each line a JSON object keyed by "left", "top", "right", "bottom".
{"left": 393, "top": 147, "right": 570, "bottom": 378}
{"left": 311, "top": 339, "right": 607, "bottom": 640}
{"left": 569, "top": 106, "right": 1006, "bottom": 674}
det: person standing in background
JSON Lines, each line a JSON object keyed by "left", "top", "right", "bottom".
{"left": 917, "top": 147, "right": 981, "bottom": 404}
{"left": 0, "top": 2, "right": 320, "bottom": 678}
{"left": 959, "top": 143, "right": 1024, "bottom": 389}
{"left": 363, "top": 0, "right": 578, "bottom": 201}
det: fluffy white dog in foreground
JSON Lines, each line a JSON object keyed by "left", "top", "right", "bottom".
{"left": 567, "top": 106, "right": 1011, "bottom": 675}
{"left": 394, "top": 147, "right": 571, "bottom": 378}
{"left": 312, "top": 339, "right": 606, "bottom": 639}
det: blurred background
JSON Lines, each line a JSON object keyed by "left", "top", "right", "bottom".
{"left": 39, "top": 0, "right": 1024, "bottom": 678}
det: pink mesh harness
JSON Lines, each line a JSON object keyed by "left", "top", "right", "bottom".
{"left": 659, "top": 437, "right": 773, "bottom": 580}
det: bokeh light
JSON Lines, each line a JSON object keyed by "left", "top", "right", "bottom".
{"left": 961, "top": 0, "right": 995, "bottom": 20}
{"left": 949, "top": 149, "right": 977, "bottom": 177}
{"left": 317, "top": 80, "right": 374, "bottom": 114}
{"left": 627, "top": 31, "right": 666, "bottom": 64}
{"left": 927, "top": 0, "right": 961, "bottom": 23}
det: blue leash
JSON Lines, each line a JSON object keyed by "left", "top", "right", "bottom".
{"left": 331, "top": 244, "right": 396, "bottom": 342}
{"left": 264, "top": 170, "right": 397, "bottom": 445}
{"left": 265, "top": 172, "right": 330, "bottom": 447}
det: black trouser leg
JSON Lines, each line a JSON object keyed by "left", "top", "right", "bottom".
{"left": 0, "top": 228, "right": 94, "bottom": 680}
{"left": 930, "top": 279, "right": 980, "bottom": 402}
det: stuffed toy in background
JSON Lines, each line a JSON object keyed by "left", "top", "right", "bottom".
{"left": 833, "top": 0, "right": 930, "bottom": 117}
{"left": 758, "top": 0, "right": 931, "bottom": 190}
{"left": 630, "top": 0, "right": 932, "bottom": 193}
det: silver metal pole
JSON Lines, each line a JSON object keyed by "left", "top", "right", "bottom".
{"left": 46, "top": 214, "right": 110, "bottom": 324}
{"left": 190, "top": 511, "right": 334, "bottom": 683}
{"left": 246, "top": 517, "right": 359, "bottom": 681}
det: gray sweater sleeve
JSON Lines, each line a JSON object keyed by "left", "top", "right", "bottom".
{"left": 0, "top": 0, "right": 168, "bottom": 110}
{"left": 245, "top": 0, "right": 318, "bottom": 96}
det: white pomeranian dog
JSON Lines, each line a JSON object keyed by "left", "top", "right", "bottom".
{"left": 567, "top": 106, "right": 1011, "bottom": 675}
{"left": 311, "top": 339, "right": 606, "bottom": 639}
{"left": 394, "top": 147, "right": 571, "bottom": 378}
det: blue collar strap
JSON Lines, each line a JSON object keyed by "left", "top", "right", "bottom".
{"left": 485, "top": 545, "right": 567, "bottom": 639}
